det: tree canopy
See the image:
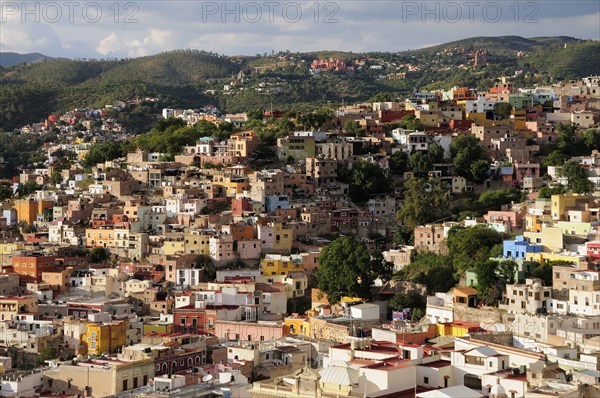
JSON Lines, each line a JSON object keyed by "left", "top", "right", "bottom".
{"left": 450, "top": 134, "right": 487, "bottom": 179}
{"left": 397, "top": 178, "right": 450, "bottom": 228}
{"left": 561, "top": 160, "right": 594, "bottom": 193}
{"left": 446, "top": 225, "right": 504, "bottom": 277}
{"left": 315, "top": 236, "right": 392, "bottom": 304}
{"left": 349, "top": 161, "right": 393, "bottom": 203}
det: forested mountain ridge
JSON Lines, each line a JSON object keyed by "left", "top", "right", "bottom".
{"left": 1, "top": 36, "right": 598, "bottom": 131}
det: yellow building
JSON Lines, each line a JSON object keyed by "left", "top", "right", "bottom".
{"left": 227, "top": 131, "right": 259, "bottom": 157}
{"left": 272, "top": 222, "right": 293, "bottom": 253}
{"left": 436, "top": 321, "right": 480, "bottom": 337}
{"left": 555, "top": 221, "right": 593, "bottom": 237}
{"left": 142, "top": 322, "right": 173, "bottom": 335}
{"left": 82, "top": 320, "right": 128, "bottom": 355}
{"left": 512, "top": 109, "right": 528, "bottom": 132}
{"left": 523, "top": 227, "right": 564, "bottom": 253}
{"left": 0, "top": 242, "right": 25, "bottom": 266}
{"left": 213, "top": 174, "right": 250, "bottom": 196}
{"left": 551, "top": 193, "right": 588, "bottom": 221}
{"left": 163, "top": 238, "right": 186, "bottom": 255}
{"left": 465, "top": 113, "right": 512, "bottom": 127}
{"left": 261, "top": 254, "right": 302, "bottom": 276}
{"left": 526, "top": 252, "right": 585, "bottom": 266}
{"left": 184, "top": 232, "right": 211, "bottom": 256}
{"left": 284, "top": 316, "right": 311, "bottom": 337}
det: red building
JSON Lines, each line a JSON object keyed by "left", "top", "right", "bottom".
{"left": 173, "top": 306, "right": 218, "bottom": 335}
{"left": 449, "top": 119, "right": 474, "bottom": 130}
{"left": 379, "top": 110, "right": 413, "bottom": 123}
{"left": 12, "top": 255, "right": 58, "bottom": 283}
{"left": 263, "top": 110, "right": 284, "bottom": 119}
{"left": 231, "top": 198, "right": 253, "bottom": 216}
{"left": 586, "top": 242, "right": 600, "bottom": 261}
{"left": 452, "top": 87, "right": 477, "bottom": 100}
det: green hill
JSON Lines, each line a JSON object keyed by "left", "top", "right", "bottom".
{"left": 0, "top": 52, "right": 56, "bottom": 67}
{"left": 1, "top": 36, "right": 598, "bottom": 132}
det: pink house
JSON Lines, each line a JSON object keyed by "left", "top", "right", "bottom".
{"left": 237, "top": 239, "right": 262, "bottom": 260}
{"left": 514, "top": 163, "right": 540, "bottom": 181}
{"left": 215, "top": 320, "right": 285, "bottom": 342}
{"left": 484, "top": 210, "right": 525, "bottom": 230}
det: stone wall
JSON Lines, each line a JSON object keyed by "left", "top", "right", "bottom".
{"left": 453, "top": 304, "right": 504, "bottom": 324}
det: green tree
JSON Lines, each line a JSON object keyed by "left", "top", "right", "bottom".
{"left": 427, "top": 142, "right": 445, "bottom": 163}
{"left": 393, "top": 225, "right": 413, "bottom": 245}
{"left": 556, "top": 123, "right": 578, "bottom": 156}
{"left": 388, "top": 290, "right": 426, "bottom": 312}
{"left": 397, "top": 178, "right": 449, "bottom": 228}
{"left": 194, "top": 255, "right": 215, "bottom": 281}
{"left": 539, "top": 184, "right": 567, "bottom": 198}
{"left": 155, "top": 117, "right": 186, "bottom": 132}
{"left": 50, "top": 171, "right": 62, "bottom": 185}
{"left": 474, "top": 188, "right": 521, "bottom": 211}
{"left": 474, "top": 260, "right": 498, "bottom": 295}
{"left": 0, "top": 184, "right": 12, "bottom": 200}
{"left": 561, "top": 160, "right": 593, "bottom": 193}
{"left": 17, "top": 180, "right": 42, "bottom": 197}
{"left": 446, "top": 225, "right": 504, "bottom": 277}
{"left": 389, "top": 151, "right": 409, "bottom": 176}
{"left": 37, "top": 345, "right": 58, "bottom": 365}
{"left": 493, "top": 102, "right": 513, "bottom": 119}
{"left": 195, "top": 120, "right": 219, "bottom": 136}
{"left": 497, "top": 260, "right": 517, "bottom": 285}
{"left": 399, "top": 114, "right": 424, "bottom": 130}
{"left": 542, "top": 150, "right": 570, "bottom": 167}
{"left": 343, "top": 121, "right": 364, "bottom": 137}
{"left": 581, "top": 128, "right": 600, "bottom": 153}
{"left": 218, "top": 121, "right": 234, "bottom": 132}
{"left": 274, "top": 117, "right": 295, "bottom": 133}
{"left": 450, "top": 134, "right": 486, "bottom": 178}
{"left": 470, "top": 159, "right": 490, "bottom": 183}
{"left": 349, "top": 161, "right": 392, "bottom": 203}
{"left": 246, "top": 109, "right": 264, "bottom": 121}
{"left": 531, "top": 263, "right": 553, "bottom": 286}
{"left": 409, "top": 151, "right": 433, "bottom": 174}
{"left": 83, "top": 140, "right": 133, "bottom": 167}
{"left": 369, "top": 92, "right": 394, "bottom": 102}
{"left": 399, "top": 253, "right": 456, "bottom": 294}
{"left": 90, "top": 247, "right": 109, "bottom": 263}
{"left": 315, "top": 237, "right": 392, "bottom": 304}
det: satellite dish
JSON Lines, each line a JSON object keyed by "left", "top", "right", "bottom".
{"left": 202, "top": 374, "right": 213, "bottom": 383}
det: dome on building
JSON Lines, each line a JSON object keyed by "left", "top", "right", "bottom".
{"left": 319, "top": 363, "right": 359, "bottom": 386}
{"left": 490, "top": 381, "right": 507, "bottom": 398}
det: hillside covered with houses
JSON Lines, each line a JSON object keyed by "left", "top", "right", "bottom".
{"left": 0, "top": 39, "right": 599, "bottom": 398}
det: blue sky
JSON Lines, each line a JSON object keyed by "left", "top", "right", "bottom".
{"left": 1, "top": 0, "right": 599, "bottom": 57}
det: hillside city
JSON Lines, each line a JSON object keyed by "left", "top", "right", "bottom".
{"left": 0, "top": 52, "right": 599, "bottom": 398}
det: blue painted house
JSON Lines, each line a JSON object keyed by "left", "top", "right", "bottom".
{"left": 503, "top": 235, "right": 542, "bottom": 260}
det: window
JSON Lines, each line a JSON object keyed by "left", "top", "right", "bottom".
{"left": 424, "top": 377, "right": 429, "bottom": 385}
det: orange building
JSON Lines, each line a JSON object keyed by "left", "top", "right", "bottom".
{"left": 223, "top": 223, "right": 255, "bottom": 241}
{"left": 42, "top": 268, "right": 73, "bottom": 293}
{"left": 85, "top": 226, "right": 116, "bottom": 248}
{"left": 14, "top": 199, "right": 54, "bottom": 225}
{"left": 12, "top": 255, "right": 58, "bottom": 283}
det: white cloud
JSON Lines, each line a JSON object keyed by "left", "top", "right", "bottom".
{"left": 1, "top": 1, "right": 598, "bottom": 58}
{"left": 96, "top": 32, "right": 124, "bottom": 55}
{"left": 95, "top": 29, "right": 175, "bottom": 57}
